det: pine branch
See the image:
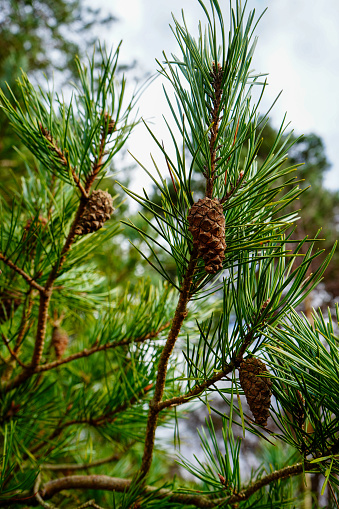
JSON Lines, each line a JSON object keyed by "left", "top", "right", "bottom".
{"left": 158, "top": 369, "right": 228, "bottom": 410}
{"left": 139, "top": 250, "right": 198, "bottom": 479}
{"left": 1, "top": 334, "right": 29, "bottom": 368}
{"left": 0, "top": 254, "right": 44, "bottom": 292}
{"left": 40, "top": 475, "right": 216, "bottom": 507}
{"left": 159, "top": 323, "right": 258, "bottom": 410}
{"left": 205, "top": 62, "right": 224, "bottom": 198}
{"left": 224, "top": 461, "right": 311, "bottom": 504}
{"left": 75, "top": 500, "right": 106, "bottom": 509}
{"left": 42, "top": 453, "right": 123, "bottom": 471}
{"left": 58, "top": 383, "right": 153, "bottom": 430}
{"left": 85, "top": 128, "right": 107, "bottom": 193}
{"left": 2, "top": 322, "right": 170, "bottom": 393}
{"left": 39, "top": 122, "right": 88, "bottom": 198}
{"left": 1, "top": 461, "right": 316, "bottom": 508}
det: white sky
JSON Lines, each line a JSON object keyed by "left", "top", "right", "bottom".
{"left": 94, "top": 0, "right": 339, "bottom": 194}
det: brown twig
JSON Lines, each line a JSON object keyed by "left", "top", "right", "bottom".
{"left": 2, "top": 460, "right": 316, "bottom": 508}
{"left": 159, "top": 324, "right": 257, "bottom": 411}
{"left": 58, "top": 383, "right": 153, "bottom": 430}
{"left": 42, "top": 453, "right": 122, "bottom": 472}
{"left": 225, "top": 461, "right": 312, "bottom": 504}
{"left": 3, "top": 322, "right": 170, "bottom": 392}
{"left": 139, "top": 251, "right": 198, "bottom": 479}
{"left": 14, "top": 290, "right": 35, "bottom": 354}
{"left": 205, "top": 62, "right": 224, "bottom": 198}
{"left": 158, "top": 369, "right": 229, "bottom": 411}
{"left": 72, "top": 169, "right": 88, "bottom": 198}
{"left": 1, "top": 334, "right": 29, "bottom": 368}
{"left": 75, "top": 500, "right": 106, "bottom": 509}
{"left": 39, "top": 122, "right": 88, "bottom": 198}
{"left": 0, "top": 254, "right": 44, "bottom": 292}
{"left": 41, "top": 475, "right": 215, "bottom": 507}
{"left": 85, "top": 129, "right": 106, "bottom": 193}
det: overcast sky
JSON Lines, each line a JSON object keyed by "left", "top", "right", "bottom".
{"left": 94, "top": 0, "right": 339, "bottom": 193}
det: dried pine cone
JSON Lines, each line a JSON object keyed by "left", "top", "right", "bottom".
{"left": 0, "top": 290, "right": 21, "bottom": 323}
{"left": 188, "top": 197, "right": 226, "bottom": 274}
{"left": 75, "top": 190, "right": 114, "bottom": 235}
{"left": 239, "top": 357, "right": 272, "bottom": 426}
{"left": 52, "top": 327, "right": 69, "bottom": 359}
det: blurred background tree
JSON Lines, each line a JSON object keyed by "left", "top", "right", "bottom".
{"left": 0, "top": 0, "right": 116, "bottom": 191}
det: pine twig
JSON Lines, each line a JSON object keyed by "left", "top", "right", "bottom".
{"left": 1, "top": 334, "right": 29, "bottom": 368}
{"left": 3, "top": 321, "right": 170, "bottom": 392}
{"left": 139, "top": 251, "right": 198, "bottom": 479}
{"left": 205, "top": 62, "right": 224, "bottom": 198}
{"left": 42, "top": 453, "right": 123, "bottom": 472}
{"left": 34, "top": 473, "right": 57, "bottom": 509}
{"left": 85, "top": 129, "right": 107, "bottom": 193}
{"left": 39, "top": 122, "right": 88, "bottom": 198}
{"left": 0, "top": 461, "right": 321, "bottom": 508}
{"left": 0, "top": 254, "right": 44, "bottom": 292}
{"left": 75, "top": 500, "right": 106, "bottom": 509}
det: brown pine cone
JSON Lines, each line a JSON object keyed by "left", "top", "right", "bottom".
{"left": 239, "top": 357, "right": 272, "bottom": 426}
{"left": 52, "top": 327, "right": 69, "bottom": 359}
{"left": 187, "top": 197, "right": 226, "bottom": 274}
{"left": 75, "top": 190, "right": 114, "bottom": 235}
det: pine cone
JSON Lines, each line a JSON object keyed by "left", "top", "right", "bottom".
{"left": 239, "top": 357, "right": 272, "bottom": 426}
{"left": 188, "top": 197, "right": 226, "bottom": 273}
{"left": 75, "top": 190, "right": 114, "bottom": 235}
{"left": 52, "top": 327, "right": 69, "bottom": 359}
{"left": 0, "top": 290, "right": 21, "bottom": 323}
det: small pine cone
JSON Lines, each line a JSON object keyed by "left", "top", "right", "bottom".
{"left": 52, "top": 327, "right": 69, "bottom": 359}
{"left": 0, "top": 290, "right": 21, "bottom": 323}
{"left": 187, "top": 197, "right": 226, "bottom": 274}
{"left": 74, "top": 190, "right": 114, "bottom": 235}
{"left": 239, "top": 357, "right": 272, "bottom": 426}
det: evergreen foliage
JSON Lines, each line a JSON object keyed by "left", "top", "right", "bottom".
{"left": 0, "top": 1, "right": 338, "bottom": 508}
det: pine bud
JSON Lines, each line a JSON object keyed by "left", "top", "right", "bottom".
{"left": 52, "top": 327, "right": 69, "bottom": 359}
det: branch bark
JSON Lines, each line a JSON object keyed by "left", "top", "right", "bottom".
{"left": 0, "top": 254, "right": 44, "bottom": 292}
{"left": 0, "top": 461, "right": 316, "bottom": 508}
{"left": 3, "top": 321, "right": 170, "bottom": 393}
{"left": 138, "top": 251, "right": 198, "bottom": 479}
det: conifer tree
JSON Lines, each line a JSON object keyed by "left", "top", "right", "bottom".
{"left": 0, "top": 1, "right": 338, "bottom": 508}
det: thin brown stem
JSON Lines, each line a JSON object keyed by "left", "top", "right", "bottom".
{"left": 14, "top": 290, "right": 35, "bottom": 354}
{"left": 57, "top": 383, "right": 153, "bottom": 430}
{"left": 2, "top": 461, "right": 316, "bottom": 508}
{"left": 205, "top": 63, "right": 223, "bottom": 198}
{"left": 159, "top": 369, "right": 229, "bottom": 410}
{"left": 31, "top": 289, "right": 52, "bottom": 367}
{"left": 41, "top": 475, "right": 215, "bottom": 507}
{"left": 72, "top": 169, "right": 88, "bottom": 198}
{"left": 139, "top": 251, "right": 198, "bottom": 479}
{"left": 75, "top": 500, "right": 106, "bottom": 509}
{"left": 225, "top": 461, "right": 312, "bottom": 504}
{"left": 0, "top": 254, "right": 44, "bottom": 292}
{"left": 159, "top": 324, "right": 257, "bottom": 410}
{"left": 3, "top": 322, "right": 170, "bottom": 393}
{"left": 85, "top": 130, "right": 106, "bottom": 193}
{"left": 42, "top": 453, "right": 122, "bottom": 471}
{"left": 1, "top": 334, "right": 29, "bottom": 368}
